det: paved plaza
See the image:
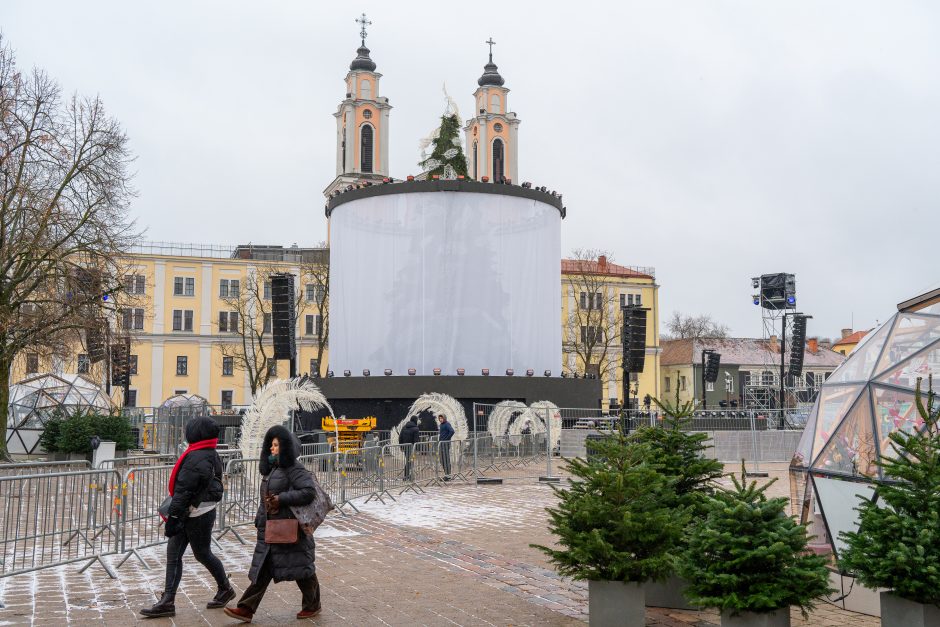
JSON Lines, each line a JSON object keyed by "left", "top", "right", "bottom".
{"left": 0, "top": 464, "right": 879, "bottom": 626}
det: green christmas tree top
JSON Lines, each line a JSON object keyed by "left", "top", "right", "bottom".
{"left": 419, "top": 113, "right": 468, "bottom": 179}
{"left": 839, "top": 376, "right": 940, "bottom": 605}
{"left": 679, "top": 464, "right": 833, "bottom": 617}
{"left": 532, "top": 432, "right": 686, "bottom": 583}
{"left": 629, "top": 395, "right": 724, "bottom": 513}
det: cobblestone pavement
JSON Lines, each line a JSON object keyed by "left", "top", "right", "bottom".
{"left": 0, "top": 463, "right": 879, "bottom": 626}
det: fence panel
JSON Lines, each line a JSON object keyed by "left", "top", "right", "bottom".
{"left": 0, "top": 459, "right": 92, "bottom": 476}
{"left": 115, "top": 465, "right": 173, "bottom": 568}
{"left": 0, "top": 469, "right": 122, "bottom": 578}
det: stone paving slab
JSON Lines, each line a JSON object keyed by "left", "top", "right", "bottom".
{"left": 0, "top": 464, "right": 878, "bottom": 626}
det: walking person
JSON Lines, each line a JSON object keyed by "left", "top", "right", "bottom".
{"left": 224, "top": 425, "right": 321, "bottom": 622}
{"left": 141, "top": 416, "right": 233, "bottom": 618}
{"left": 399, "top": 416, "right": 420, "bottom": 481}
{"left": 438, "top": 414, "right": 455, "bottom": 480}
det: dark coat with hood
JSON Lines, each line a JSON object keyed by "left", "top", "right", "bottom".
{"left": 399, "top": 418, "right": 420, "bottom": 446}
{"left": 249, "top": 425, "right": 317, "bottom": 583}
{"left": 168, "top": 417, "right": 223, "bottom": 519}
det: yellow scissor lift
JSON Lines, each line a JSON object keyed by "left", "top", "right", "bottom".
{"left": 322, "top": 416, "right": 377, "bottom": 457}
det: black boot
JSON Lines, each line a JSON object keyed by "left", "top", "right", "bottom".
{"left": 140, "top": 591, "right": 176, "bottom": 618}
{"left": 207, "top": 577, "right": 236, "bottom": 609}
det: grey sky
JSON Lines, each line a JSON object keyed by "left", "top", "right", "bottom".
{"left": 5, "top": 1, "right": 939, "bottom": 340}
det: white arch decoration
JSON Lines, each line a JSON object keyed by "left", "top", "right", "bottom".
{"left": 390, "top": 392, "right": 468, "bottom": 449}
{"left": 517, "top": 400, "right": 562, "bottom": 448}
{"left": 486, "top": 400, "right": 527, "bottom": 439}
{"left": 238, "top": 377, "right": 334, "bottom": 461}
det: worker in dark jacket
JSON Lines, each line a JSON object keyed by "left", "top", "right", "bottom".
{"left": 224, "top": 425, "right": 320, "bottom": 622}
{"left": 141, "top": 416, "right": 233, "bottom": 618}
{"left": 438, "top": 414, "right": 455, "bottom": 479}
{"left": 399, "top": 416, "right": 420, "bottom": 481}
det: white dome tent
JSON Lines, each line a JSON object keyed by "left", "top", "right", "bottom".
{"left": 7, "top": 373, "right": 112, "bottom": 455}
{"left": 791, "top": 295, "right": 940, "bottom": 560}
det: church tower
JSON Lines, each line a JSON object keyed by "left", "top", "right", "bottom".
{"left": 464, "top": 39, "right": 520, "bottom": 183}
{"left": 324, "top": 14, "right": 391, "bottom": 198}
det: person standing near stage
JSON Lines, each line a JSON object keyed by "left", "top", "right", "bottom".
{"left": 399, "top": 416, "right": 420, "bottom": 481}
{"left": 141, "top": 416, "right": 233, "bottom": 618}
{"left": 437, "top": 414, "right": 455, "bottom": 480}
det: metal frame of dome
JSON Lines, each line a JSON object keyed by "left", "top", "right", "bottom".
{"left": 789, "top": 293, "right": 940, "bottom": 561}
{"left": 6, "top": 373, "right": 112, "bottom": 455}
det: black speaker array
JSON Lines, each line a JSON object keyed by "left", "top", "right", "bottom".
{"left": 86, "top": 322, "right": 106, "bottom": 364}
{"left": 789, "top": 315, "right": 807, "bottom": 377}
{"left": 270, "top": 273, "right": 297, "bottom": 361}
{"left": 704, "top": 352, "right": 722, "bottom": 383}
{"left": 621, "top": 306, "right": 647, "bottom": 373}
{"left": 110, "top": 343, "right": 130, "bottom": 386}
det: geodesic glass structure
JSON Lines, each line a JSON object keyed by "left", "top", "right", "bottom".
{"left": 790, "top": 299, "right": 940, "bottom": 559}
{"left": 6, "top": 373, "right": 112, "bottom": 455}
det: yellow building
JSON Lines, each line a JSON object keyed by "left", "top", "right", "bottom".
{"left": 13, "top": 243, "right": 329, "bottom": 411}
{"left": 561, "top": 256, "right": 661, "bottom": 410}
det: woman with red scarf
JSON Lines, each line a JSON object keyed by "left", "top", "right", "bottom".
{"left": 141, "top": 416, "right": 234, "bottom": 618}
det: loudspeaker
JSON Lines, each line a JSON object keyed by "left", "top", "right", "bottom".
{"left": 87, "top": 322, "right": 106, "bottom": 364}
{"left": 789, "top": 315, "right": 807, "bottom": 377}
{"left": 760, "top": 273, "right": 796, "bottom": 310}
{"left": 704, "top": 352, "right": 722, "bottom": 383}
{"left": 110, "top": 343, "right": 129, "bottom": 387}
{"left": 621, "top": 306, "right": 648, "bottom": 373}
{"left": 270, "top": 273, "right": 296, "bottom": 360}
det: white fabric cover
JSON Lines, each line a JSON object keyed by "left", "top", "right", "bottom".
{"left": 329, "top": 191, "right": 562, "bottom": 376}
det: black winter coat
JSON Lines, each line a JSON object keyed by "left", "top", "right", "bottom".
{"left": 168, "top": 417, "right": 223, "bottom": 519}
{"left": 399, "top": 420, "right": 420, "bottom": 446}
{"left": 249, "top": 425, "right": 317, "bottom": 583}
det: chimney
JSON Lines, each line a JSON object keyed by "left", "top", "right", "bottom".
{"left": 808, "top": 337, "right": 819, "bottom": 354}
{"left": 598, "top": 255, "right": 608, "bottom": 271}
{"left": 770, "top": 334, "right": 779, "bottom": 351}
{"left": 841, "top": 328, "right": 853, "bottom": 339}
{"left": 819, "top": 337, "right": 832, "bottom": 350}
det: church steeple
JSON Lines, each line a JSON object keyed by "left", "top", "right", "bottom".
{"left": 464, "top": 38, "right": 520, "bottom": 183}
{"left": 324, "top": 13, "right": 391, "bottom": 198}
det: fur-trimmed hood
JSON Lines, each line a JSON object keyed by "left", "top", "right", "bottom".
{"left": 259, "top": 425, "right": 300, "bottom": 474}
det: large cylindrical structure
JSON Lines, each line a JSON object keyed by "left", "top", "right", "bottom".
{"left": 327, "top": 181, "right": 563, "bottom": 377}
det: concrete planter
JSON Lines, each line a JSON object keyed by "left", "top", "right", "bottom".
{"left": 645, "top": 574, "right": 699, "bottom": 610}
{"left": 719, "top": 608, "right": 790, "bottom": 627}
{"left": 880, "top": 592, "right": 940, "bottom": 627}
{"left": 588, "top": 580, "right": 645, "bottom": 626}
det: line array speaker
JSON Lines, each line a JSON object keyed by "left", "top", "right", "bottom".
{"left": 110, "top": 342, "right": 130, "bottom": 387}
{"left": 621, "top": 306, "right": 647, "bottom": 373}
{"left": 86, "top": 321, "right": 107, "bottom": 364}
{"left": 270, "top": 273, "right": 296, "bottom": 361}
{"left": 789, "top": 315, "right": 807, "bottom": 377}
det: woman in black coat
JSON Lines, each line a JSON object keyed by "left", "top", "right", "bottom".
{"left": 224, "top": 425, "right": 320, "bottom": 622}
{"left": 141, "top": 416, "right": 234, "bottom": 618}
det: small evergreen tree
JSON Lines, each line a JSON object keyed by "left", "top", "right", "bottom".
{"left": 839, "top": 376, "right": 940, "bottom": 605}
{"left": 680, "top": 464, "right": 832, "bottom": 616}
{"left": 532, "top": 433, "right": 685, "bottom": 582}
{"left": 630, "top": 396, "right": 723, "bottom": 514}
{"left": 419, "top": 113, "right": 468, "bottom": 179}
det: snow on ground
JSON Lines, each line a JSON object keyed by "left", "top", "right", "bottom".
{"left": 314, "top": 525, "right": 361, "bottom": 538}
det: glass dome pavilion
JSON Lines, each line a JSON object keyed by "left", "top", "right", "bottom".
{"left": 790, "top": 292, "right": 940, "bottom": 559}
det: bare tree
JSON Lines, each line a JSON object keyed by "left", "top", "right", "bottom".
{"left": 0, "top": 37, "right": 137, "bottom": 458}
{"left": 663, "top": 312, "right": 730, "bottom": 340}
{"left": 562, "top": 248, "right": 622, "bottom": 380}
{"left": 217, "top": 253, "right": 328, "bottom": 395}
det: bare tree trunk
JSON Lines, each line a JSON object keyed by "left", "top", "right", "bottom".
{"left": 0, "top": 352, "right": 11, "bottom": 460}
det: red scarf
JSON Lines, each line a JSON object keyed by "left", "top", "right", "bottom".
{"left": 168, "top": 438, "right": 218, "bottom": 495}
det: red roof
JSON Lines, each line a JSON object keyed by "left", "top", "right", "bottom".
{"left": 833, "top": 330, "right": 869, "bottom": 348}
{"left": 561, "top": 258, "right": 654, "bottom": 280}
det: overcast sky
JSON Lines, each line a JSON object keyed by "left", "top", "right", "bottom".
{"left": 5, "top": 1, "right": 939, "bottom": 340}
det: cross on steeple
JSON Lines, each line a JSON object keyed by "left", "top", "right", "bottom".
{"left": 356, "top": 13, "right": 372, "bottom": 45}
{"left": 486, "top": 37, "right": 496, "bottom": 62}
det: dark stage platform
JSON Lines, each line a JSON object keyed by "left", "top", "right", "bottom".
{"left": 309, "top": 376, "right": 601, "bottom": 431}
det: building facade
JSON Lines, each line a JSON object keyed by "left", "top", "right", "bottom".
{"left": 660, "top": 337, "right": 844, "bottom": 409}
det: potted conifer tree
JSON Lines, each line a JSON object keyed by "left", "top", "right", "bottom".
{"left": 533, "top": 433, "right": 684, "bottom": 627}
{"left": 631, "top": 395, "right": 723, "bottom": 609}
{"left": 839, "top": 377, "right": 940, "bottom": 627}
{"left": 679, "top": 465, "right": 832, "bottom": 627}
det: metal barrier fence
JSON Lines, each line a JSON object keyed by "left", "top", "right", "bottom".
{"left": 0, "top": 459, "right": 92, "bottom": 476}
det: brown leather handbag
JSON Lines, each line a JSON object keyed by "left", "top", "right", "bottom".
{"left": 265, "top": 517, "right": 299, "bottom": 544}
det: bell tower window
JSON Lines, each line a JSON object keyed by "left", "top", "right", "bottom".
{"left": 490, "top": 93, "right": 501, "bottom": 113}
{"left": 361, "top": 79, "right": 372, "bottom": 100}
{"left": 360, "top": 124, "right": 374, "bottom": 173}
{"left": 492, "top": 138, "right": 504, "bottom": 182}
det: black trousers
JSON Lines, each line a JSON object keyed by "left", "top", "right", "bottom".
{"left": 164, "top": 509, "right": 227, "bottom": 594}
{"left": 237, "top": 553, "right": 320, "bottom": 613}
{"left": 440, "top": 441, "right": 452, "bottom": 476}
{"left": 403, "top": 444, "right": 415, "bottom": 480}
